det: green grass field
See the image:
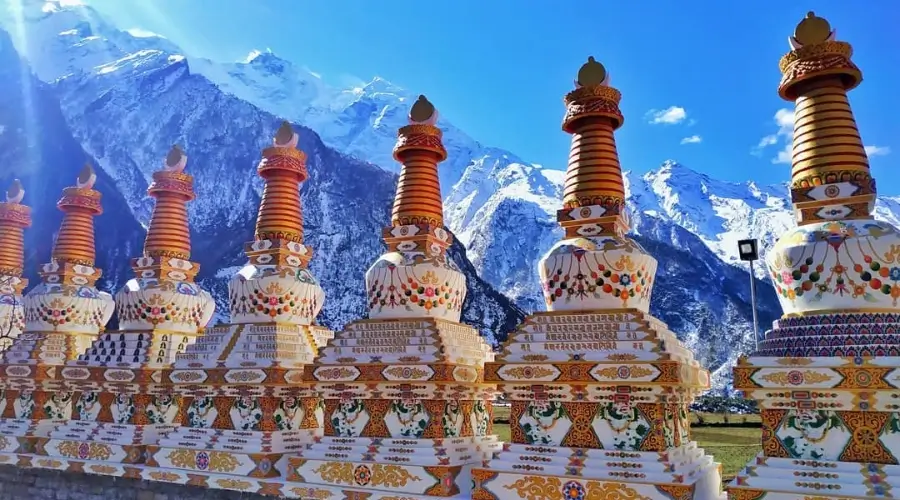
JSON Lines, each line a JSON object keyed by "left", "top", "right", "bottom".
{"left": 491, "top": 406, "right": 761, "bottom": 481}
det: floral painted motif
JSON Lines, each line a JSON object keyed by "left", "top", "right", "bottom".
{"left": 879, "top": 413, "right": 900, "bottom": 463}
{"left": 472, "top": 400, "right": 490, "bottom": 437}
{"left": 520, "top": 401, "right": 570, "bottom": 446}
{"left": 539, "top": 237, "right": 654, "bottom": 309}
{"left": 43, "top": 392, "right": 72, "bottom": 420}
{"left": 678, "top": 405, "right": 690, "bottom": 443}
{"left": 591, "top": 401, "right": 650, "bottom": 451}
{"left": 14, "top": 390, "right": 34, "bottom": 419}
{"left": 230, "top": 396, "right": 263, "bottom": 431}
{"left": 274, "top": 396, "right": 305, "bottom": 431}
{"left": 562, "top": 480, "right": 586, "bottom": 500}
{"left": 25, "top": 294, "right": 111, "bottom": 329}
{"left": 769, "top": 220, "right": 900, "bottom": 312}
{"left": 662, "top": 407, "right": 675, "bottom": 448}
{"left": 0, "top": 300, "right": 24, "bottom": 347}
{"left": 776, "top": 409, "right": 850, "bottom": 460}
{"left": 117, "top": 290, "right": 208, "bottom": 328}
{"left": 367, "top": 265, "right": 463, "bottom": 316}
{"left": 146, "top": 394, "right": 178, "bottom": 425}
{"left": 75, "top": 392, "right": 101, "bottom": 421}
{"left": 441, "top": 400, "right": 464, "bottom": 437}
{"left": 186, "top": 396, "right": 217, "bottom": 428}
{"left": 331, "top": 399, "right": 369, "bottom": 437}
{"left": 111, "top": 393, "right": 135, "bottom": 424}
{"left": 229, "top": 278, "right": 322, "bottom": 322}
{"left": 388, "top": 399, "right": 430, "bottom": 438}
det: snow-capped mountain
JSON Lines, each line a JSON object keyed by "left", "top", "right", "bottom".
{"left": 5, "top": 0, "right": 898, "bottom": 390}
{"left": 0, "top": 1, "right": 524, "bottom": 345}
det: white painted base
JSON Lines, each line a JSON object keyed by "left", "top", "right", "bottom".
{"left": 0, "top": 452, "right": 475, "bottom": 499}
{"left": 298, "top": 435, "right": 502, "bottom": 465}
{"left": 476, "top": 441, "right": 725, "bottom": 500}
{"left": 728, "top": 453, "right": 899, "bottom": 499}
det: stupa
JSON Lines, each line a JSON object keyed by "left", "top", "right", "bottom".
{"left": 471, "top": 58, "right": 723, "bottom": 500}
{"left": 141, "top": 122, "right": 333, "bottom": 490}
{"left": 28, "top": 147, "right": 216, "bottom": 473}
{"left": 729, "top": 12, "right": 900, "bottom": 500}
{"left": 0, "top": 165, "right": 115, "bottom": 457}
{"left": 0, "top": 179, "right": 31, "bottom": 351}
{"left": 283, "top": 96, "right": 499, "bottom": 498}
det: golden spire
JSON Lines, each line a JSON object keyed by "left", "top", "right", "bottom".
{"left": 143, "top": 145, "right": 195, "bottom": 260}
{"left": 0, "top": 178, "right": 32, "bottom": 286}
{"left": 53, "top": 164, "right": 102, "bottom": 266}
{"left": 255, "top": 121, "right": 308, "bottom": 243}
{"left": 779, "top": 12, "right": 871, "bottom": 224}
{"left": 391, "top": 95, "right": 447, "bottom": 228}
{"left": 557, "top": 56, "right": 628, "bottom": 237}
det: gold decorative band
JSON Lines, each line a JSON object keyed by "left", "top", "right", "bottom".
{"left": 0, "top": 202, "right": 32, "bottom": 226}
{"left": 146, "top": 249, "right": 191, "bottom": 260}
{"left": 57, "top": 188, "right": 103, "bottom": 215}
{"left": 394, "top": 125, "right": 447, "bottom": 162}
{"left": 562, "top": 85, "right": 624, "bottom": 132}
{"left": 262, "top": 147, "right": 307, "bottom": 162}
{"left": 778, "top": 41, "right": 862, "bottom": 99}
{"left": 779, "top": 41, "right": 853, "bottom": 73}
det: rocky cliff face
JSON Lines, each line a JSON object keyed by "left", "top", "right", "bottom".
{"left": 6, "top": 1, "right": 897, "bottom": 391}
{"left": 0, "top": 26, "right": 523, "bottom": 343}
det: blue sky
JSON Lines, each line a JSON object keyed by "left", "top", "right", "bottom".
{"left": 87, "top": 0, "right": 900, "bottom": 192}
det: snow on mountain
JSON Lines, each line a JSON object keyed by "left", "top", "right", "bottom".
{"left": 5, "top": 1, "right": 898, "bottom": 391}
{"left": 176, "top": 29, "right": 900, "bottom": 293}
{"left": 0, "top": 2, "right": 523, "bottom": 344}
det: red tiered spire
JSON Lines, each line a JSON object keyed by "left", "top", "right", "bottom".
{"left": 0, "top": 180, "right": 31, "bottom": 293}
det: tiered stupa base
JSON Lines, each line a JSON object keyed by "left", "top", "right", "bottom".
{"left": 729, "top": 312, "right": 900, "bottom": 499}
{"left": 172, "top": 322, "right": 326, "bottom": 368}
{"left": 0, "top": 297, "right": 24, "bottom": 351}
{"left": 475, "top": 442, "right": 721, "bottom": 500}
{"left": 279, "top": 317, "right": 500, "bottom": 497}
{"left": 130, "top": 317, "right": 330, "bottom": 484}
{"left": 0, "top": 377, "right": 185, "bottom": 472}
{"left": 76, "top": 329, "right": 199, "bottom": 366}
{"left": 286, "top": 436, "right": 501, "bottom": 498}
{"left": 472, "top": 309, "right": 724, "bottom": 500}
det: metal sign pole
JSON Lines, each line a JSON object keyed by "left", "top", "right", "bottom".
{"left": 749, "top": 260, "right": 759, "bottom": 352}
{"left": 738, "top": 238, "right": 761, "bottom": 353}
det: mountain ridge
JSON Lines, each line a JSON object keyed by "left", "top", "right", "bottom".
{"left": 6, "top": 0, "right": 899, "bottom": 391}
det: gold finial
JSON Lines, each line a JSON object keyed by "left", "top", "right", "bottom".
{"left": 166, "top": 145, "right": 184, "bottom": 167}
{"left": 794, "top": 11, "right": 832, "bottom": 46}
{"left": 77, "top": 163, "right": 97, "bottom": 189}
{"left": 275, "top": 121, "right": 294, "bottom": 146}
{"left": 164, "top": 144, "right": 188, "bottom": 173}
{"left": 410, "top": 95, "right": 436, "bottom": 123}
{"left": 577, "top": 56, "right": 607, "bottom": 87}
{"left": 6, "top": 179, "right": 23, "bottom": 204}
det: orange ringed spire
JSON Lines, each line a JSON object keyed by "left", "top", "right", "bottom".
{"left": 53, "top": 164, "right": 102, "bottom": 267}
{"left": 0, "top": 179, "right": 31, "bottom": 280}
{"left": 391, "top": 95, "right": 447, "bottom": 229}
{"left": 366, "top": 95, "right": 462, "bottom": 320}
{"left": 143, "top": 145, "right": 195, "bottom": 260}
{"left": 255, "top": 121, "right": 308, "bottom": 244}
{"left": 557, "top": 56, "right": 629, "bottom": 239}
{"left": 779, "top": 12, "right": 873, "bottom": 224}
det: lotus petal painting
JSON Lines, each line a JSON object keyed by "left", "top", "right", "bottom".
{"left": 0, "top": 1, "right": 896, "bottom": 499}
